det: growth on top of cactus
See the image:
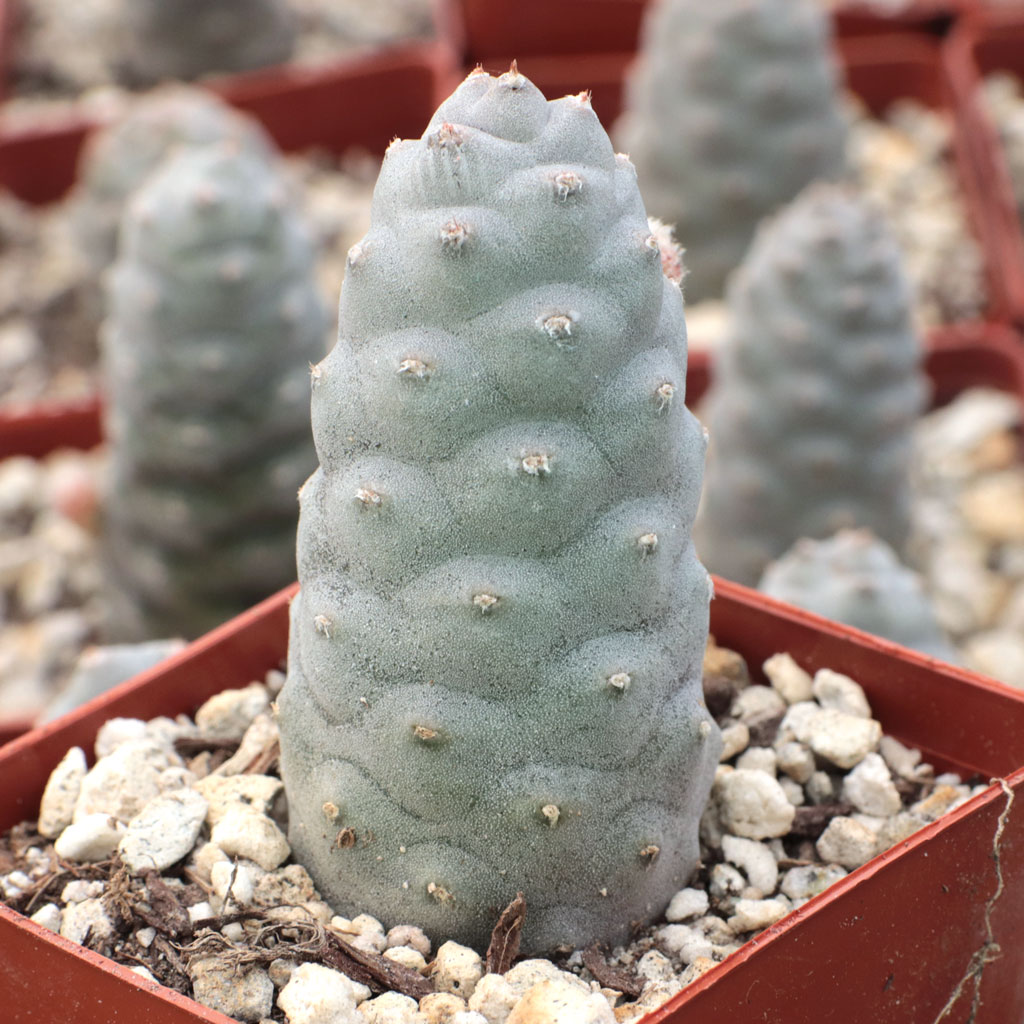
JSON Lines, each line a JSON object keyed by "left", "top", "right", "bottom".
{"left": 71, "top": 85, "right": 273, "bottom": 274}
{"left": 616, "top": 0, "right": 848, "bottom": 303}
{"left": 118, "top": 0, "right": 297, "bottom": 87}
{"left": 759, "top": 529, "right": 958, "bottom": 663}
{"left": 100, "top": 143, "right": 326, "bottom": 642}
{"left": 695, "top": 183, "right": 928, "bottom": 586}
{"left": 276, "top": 65, "right": 721, "bottom": 954}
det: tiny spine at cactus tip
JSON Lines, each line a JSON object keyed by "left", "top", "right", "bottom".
{"left": 397, "top": 357, "right": 430, "bottom": 379}
{"left": 473, "top": 592, "right": 499, "bottom": 613}
{"left": 638, "top": 532, "right": 658, "bottom": 554}
{"left": 655, "top": 381, "right": 676, "bottom": 411}
{"left": 521, "top": 453, "right": 551, "bottom": 476}
{"left": 608, "top": 672, "right": 631, "bottom": 693}
{"left": 541, "top": 804, "right": 560, "bottom": 827}
{"left": 428, "top": 882, "right": 454, "bottom": 903}
{"left": 356, "top": 487, "right": 382, "bottom": 508}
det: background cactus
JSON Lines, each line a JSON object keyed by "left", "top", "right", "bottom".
{"left": 759, "top": 530, "right": 958, "bottom": 662}
{"left": 695, "top": 183, "right": 928, "bottom": 586}
{"left": 616, "top": 0, "right": 848, "bottom": 303}
{"left": 70, "top": 85, "right": 273, "bottom": 276}
{"left": 118, "top": 0, "right": 297, "bottom": 87}
{"left": 100, "top": 144, "right": 326, "bottom": 641}
{"left": 277, "top": 66, "right": 721, "bottom": 954}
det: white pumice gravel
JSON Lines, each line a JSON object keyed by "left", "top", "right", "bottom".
{"left": 118, "top": 788, "right": 208, "bottom": 873}
{"left": 2, "top": 646, "right": 985, "bottom": 1024}
{"left": 36, "top": 745, "right": 87, "bottom": 838}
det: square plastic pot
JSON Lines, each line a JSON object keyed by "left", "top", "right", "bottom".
{"left": 947, "top": 12, "right": 1024, "bottom": 326}
{"left": 452, "top": 0, "right": 966, "bottom": 64}
{"left": 1, "top": 576, "right": 1023, "bottom": 1023}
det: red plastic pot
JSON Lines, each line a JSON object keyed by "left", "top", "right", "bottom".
{"left": 686, "top": 322, "right": 1024, "bottom": 411}
{"left": 453, "top": 0, "right": 966, "bottom": 64}
{"left": 947, "top": 12, "right": 1024, "bottom": 327}
{"left": 1, "top": 577, "right": 1023, "bottom": 1022}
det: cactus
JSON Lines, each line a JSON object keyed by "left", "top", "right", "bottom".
{"left": 100, "top": 144, "right": 326, "bottom": 641}
{"left": 759, "top": 530, "right": 958, "bottom": 662}
{"left": 277, "top": 66, "right": 721, "bottom": 954}
{"left": 119, "top": 0, "right": 297, "bottom": 87}
{"left": 695, "top": 183, "right": 928, "bottom": 586}
{"left": 70, "top": 85, "right": 273, "bottom": 275}
{"left": 616, "top": 0, "right": 847, "bottom": 303}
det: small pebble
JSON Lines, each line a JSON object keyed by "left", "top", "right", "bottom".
{"left": 811, "top": 669, "right": 872, "bottom": 718}
{"left": 37, "top": 745, "right": 87, "bottom": 838}
{"left": 118, "top": 788, "right": 208, "bottom": 873}
{"left": 816, "top": 817, "right": 879, "bottom": 869}
{"left": 716, "top": 769, "right": 796, "bottom": 839}
{"left": 430, "top": 941, "right": 484, "bottom": 999}
{"left": 664, "top": 887, "right": 709, "bottom": 922}
{"left": 29, "top": 902, "right": 62, "bottom": 932}
{"left": 505, "top": 979, "right": 615, "bottom": 1024}
{"left": 762, "top": 653, "right": 814, "bottom": 704}
{"left": 195, "top": 683, "right": 270, "bottom": 741}
{"left": 841, "top": 752, "right": 902, "bottom": 818}
{"left": 210, "top": 808, "right": 290, "bottom": 871}
{"left": 726, "top": 897, "right": 789, "bottom": 933}
{"left": 721, "top": 834, "right": 778, "bottom": 895}
{"left": 192, "top": 957, "right": 275, "bottom": 1023}
{"left": 54, "top": 813, "right": 124, "bottom": 862}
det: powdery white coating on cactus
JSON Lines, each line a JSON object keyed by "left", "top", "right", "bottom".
{"left": 70, "top": 85, "right": 272, "bottom": 273}
{"left": 100, "top": 144, "right": 326, "bottom": 640}
{"left": 696, "top": 184, "right": 927, "bottom": 585}
{"left": 119, "top": 0, "right": 297, "bottom": 87}
{"left": 278, "top": 68, "right": 720, "bottom": 954}
{"left": 617, "top": 0, "right": 847, "bottom": 302}
{"left": 758, "top": 529, "right": 958, "bottom": 663}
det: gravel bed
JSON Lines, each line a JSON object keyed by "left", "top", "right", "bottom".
{"left": 0, "top": 638, "right": 989, "bottom": 1024}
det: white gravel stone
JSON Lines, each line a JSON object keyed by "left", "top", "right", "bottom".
{"left": 805, "top": 770, "right": 837, "bottom": 805}
{"left": 841, "top": 753, "right": 902, "bottom": 817}
{"left": 795, "top": 708, "right": 882, "bottom": 770}
{"left": 467, "top": 973, "right": 517, "bottom": 1021}
{"left": 722, "top": 835, "right": 779, "bottom": 895}
{"left": 189, "top": 841, "right": 231, "bottom": 883}
{"left": 276, "top": 963, "right": 367, "bottom": 1023}
{"left": 136, "top": 926, "right": 156, "bottom": 948}
{"left": 60, "top": 897, "right": 115, "bottom": 944}
{"left": 777, "top": 701, "right": 822, "bottom": 743}
{"left": 656, "top": 923, "right": 713, "bottom": 964}
{"left": 780, "top": 863, "right": 848, "bottom": 901}
{"left": 763, "top": 652, "right": 814, "bottom": 704}
{"left": 94, "top": 718, "right": 149, "bottom": 758}
{"left": 779, "top": 776, "right": 805, "bottom": 806}
{"left": 188, "top": 901, "right": 215, "bottom": 924}
{"left": 811, "top": 669, "right": 872, "bottom": 718}
{"left": 453, "top": 1012, "right": 488, "bottom": 1024}
{"left": 195, "top": 683, "right": 270, "bottom": 741}
{"left": 430, "top": 941, "right": 484, "bottom": 999}
{"left": 330, "top": 913, "right": 388, "bottom": 953}
{"left": 506, "top": 979, "right": 615, "bottom": 1024}
{"left": 386, "top": 924, "right": 432, "bottom": 956}
{"left": 73, "top": 739, "right": 179, "bottom": 823}
{"left": 193, "top": 773, "right": 283, "bottom": 826}
{"left": 54, "top": 812, "right": 125, "bottom": 861}
{"left": 716, "top": 769, "right": 796, "bottom": 838}
{"left": 878, "top": 811, "right": 928, "bottom": 847}
{"left": 211, "top": 808, "right": 290, "bottom": 871}
{"left": 718, "top": 722, "right": 750, "bottom": 761}
{"left": 731, "top": 684, "right": 786, "bottom": 724}
{"left": 38, "top": 745, "right": 87, "bottom": 838}
{"left": 912, "top": 783, "right": 970, "bottom": 822}
{"left": 119, "top": 788, "right": 208, "bottom": 873}
{"left": 504, "top": 960, "right": 588, "bottom": 1000}
{"left": 735, "top": 746, "right": 777, "bottom": 776}
{"left": 816, "top": 817, "right": 879, "bottom": 868}
{"left": 727, "top": 897, "right": 790, "bottom": 933}
{"left": 192, "top": 957, "right": 275, "bottom": 1023}
{"left": 359, "top": 991, "right": 420, "bottom": 1023}
{"left": 775, "top": 740, "right": 815, "bottom": 784}
{"left": 382, "top": 946, "right": 428, "bottom": 973}
{"left": 211, "top": 860, "right": 264, "bottom": 906}
{"left": 214, "top": 712, "right": 279, "bottom": 777}
{"left": 664, "top": 887, "right": 709, "bottom": 922}
{"left": 878, "top": 735, "right": 922, "bottom": 779}
{"left": 130, "top": 965, "right": 158, "bottom": 983}
{"left": 29, "top": 902, "right": 62, "bottom": 932}
{"left": 635, "top": 949, "right": 676, "bottom": 984}
{"left": 420, "top": 992, "right": 469, "bottom": 1022}
{"left": 61, "top": 880, "right": 104, "bottom": 903}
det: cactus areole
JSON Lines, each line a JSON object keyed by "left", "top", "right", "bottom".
{"left": 277, "top": 67, "right": 722, "bottom": 953}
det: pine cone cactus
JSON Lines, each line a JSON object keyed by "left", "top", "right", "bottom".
{"left": 759, "top": 530, "right": 957, "bottom": 662}
{"left": 617, "top": 0, "right": 848, "bottom": 303}
{"left": 119, "top": 0, "right": 297, "bottom": 87}
{"left": 696, "top": 183, "right": 928, "bottom": 585}
{"left": 71, "top": 85, "right": 272, "bottom": 275}
{"left": 101, "top": 144, "right": 326, "bottom": 641}
{"left": 277, "top": 66, "right": 721, "bottom": 953}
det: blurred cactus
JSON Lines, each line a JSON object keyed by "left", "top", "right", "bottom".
{"left": 100, "top": 144, "right": 326, "bottom": 640}
{"left": 277, "top": 67, "right": 721, "bottom": 953}
{"left": 118, "top": 0, "right": 297, "bottom": 87}
{"left": 696, "top": 183, "right": 928, "bottom": 585}
{"left": 617, "top": 0, "right": 847, "bottom": 302}
{"left": 759, "top": 529, "right": 958, "bottom": 662}
{"left": 70, "top": 86, "right": 272, "bottom": 275}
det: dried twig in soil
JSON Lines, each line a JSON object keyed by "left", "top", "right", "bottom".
{"left": 486, "top": 892, "right": 526, "bottom": 975}
{"left": 582, "top": 944, "right": 644, "bottom": 999}
{"left": 321, "top": 930, "right": 434, "bottom": 999}
{"left": 789, "top": 802, "right": 855, "bottom": 838}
